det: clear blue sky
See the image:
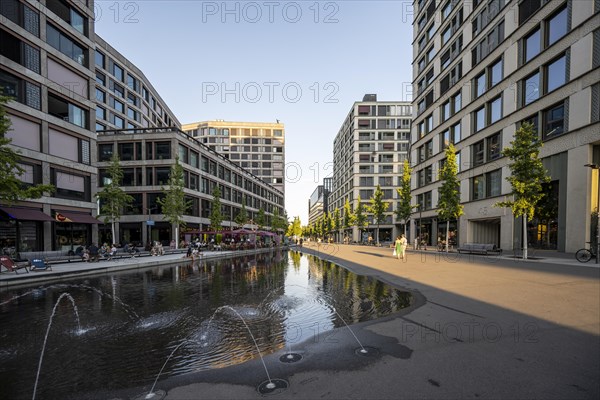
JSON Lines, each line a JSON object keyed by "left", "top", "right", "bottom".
{"left": 95, "top": 0, "right": 414, "bottom": 224}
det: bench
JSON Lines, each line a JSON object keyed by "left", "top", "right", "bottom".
{"left": 457, "top": 243, "right": 502, "bottom": 255}
{"left": 20, "top": 250, "right": 84, "bottom": 264}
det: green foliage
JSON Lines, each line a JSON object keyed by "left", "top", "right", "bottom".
{"left": 437, "top": 144, "right": 463, "bottom": 221}
{"left": 256, "top": 207, "right": 266, "bottom": 230}
{"left": 0, "top": 94, "right": 54, "bottom": 204}
{"left": 157, "top": 155, "right": 190, "bottom": 229}
{"left": 494, "top": 123, "right": 550, "bottom": 218}
{"left": 235, "top": 196, "right": 248, "bottom": 226}
{"left": 354, "top": 196, "right": 368, "bottom": 232}
{"left": 395, "top": 159, "right": 413, "bottom": 225}
{"left": 333, "top": 207, "right": 341, "bottom": 232}
{"left": 343, "top": 198, "right": 354, "bottom": 229}
{"left": 291, "top": 216, "right": 302, "bottom": 237}
{"left": 96, "top": 152, "right": 134, "bottom": 224}
{"left": 209, "top": 185, "right": 223, "bottom": 231}
{"left": 368, "top": 185, "right": 388, "bottom": 225}
{"left": 270, "top": 207, "right": 286, "bottom": 232}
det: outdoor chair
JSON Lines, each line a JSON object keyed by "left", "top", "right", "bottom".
{"left": 0, "top": 256, "right": 30, "bottom": 274}
{"left": 30, "top": 258, "right": 52, "bottom": 271}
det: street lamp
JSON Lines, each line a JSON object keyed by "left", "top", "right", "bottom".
{"left": 585, "top": 163, "right": 600, "bottom": 264}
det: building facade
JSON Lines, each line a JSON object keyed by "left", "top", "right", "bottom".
{"left": 96, "top": 127, "right": 285, "bottom": 246}
{"left": 329, "top": 94, "right": 412, "bottom": 243}
{"left": 0, "top": 1, "right": 286, "bottom": 254}
{"left": 411, "top": 0, "right": 600, "bottom": 252}
{"left": 181, "top": 120, "right": 286, "bottom": 194}
{"left": 1, "top": 0, "right": 99, "bottom": 255}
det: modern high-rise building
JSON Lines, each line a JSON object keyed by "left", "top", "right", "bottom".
{"left": 1, "top": 0, "right": 99, "bottom": 254}
{"left": 0, "top": 1, "right": 286, "bottom": 253}
{"left": 181, "top": 120, "right": 286, "bottom": 194}
{"left": 329, "top": 94, "right": 412, "bottom": 243}
{"left": 410, "top": 0, "right": 599, "bottom": 252}
{"left": 308, "top": 177, "right": 332, "bottom": 227}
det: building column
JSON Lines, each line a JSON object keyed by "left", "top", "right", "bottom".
{"left": 565, "top": 145, "right": 594, "bottom": 252}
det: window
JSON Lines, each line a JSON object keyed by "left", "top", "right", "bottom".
{"left": 472, "top": 169, "right": 502, "bottom": 200}
{"left": 96, "top": 88, "right": 105, "bottom": 103}
{"left": 440, "top": 61, "right": 462, "bottom": 95}
{"left": 472, "top": 20, "right": 504, "bottom": 66}
{"left": 522, "top": 53, "right": 567, "bottom": 105}
{"left": 451, "top": 122, "right": 461, "bottom": 143}
{"left": 155, "top": 142, "right": 171, "bottom": 159}
{"left": 0, "top": 29, "right": 41, "bottom": 74}
{"left": 475, "top": 107, "right": 485, "bottom": 132}
{"left": 475, "top": 72, "right": 486, "bottom": 98}
{"left": 46, "top": 0, "right": 87, "bottom": 34}
{"left": 127, "top": 75, "right": 138, "bottom": 91}
{"left": 113, "top": 63, "right": 124, "bottom": 81}
{"left": 543, "top": 101, "right": 565, "bottom": 139}
{"left": 114, "top": 99, "right": 124, "bottom": 113}
{"left": 118, "top": 143, "right": 134, "bottom": 161}
{"left": 96, "top": 72, "right": 105, "bottom": 86}
{"left": 46, "top": 24, "right": 86, "bottom": 66}
{"left": 96, "top": 122, "right": 105, "bottom": 132}
{"left": 0, "top": 69, "right": 41, "bottom": 110}
{"left": 95, "top": 50, "right": 104, "bottom": 68}
{"left": 453, "top": 91, "right": 462, "bottom": 113}
{"left": 524, "top": 28, "right": 541, "bottom": 62}
{"left": 442, "top": 101, "right": 451, "bottom": 122}
{"left": 473, "top": 0, "right": 507, "bottom": 37}
{"left": 114, "top": 115, "right": 124, "bottom": 128}
{"left": 48, "top": 93, "right": 87, "bottom": 128}
{"left": 113, "top": 83, "right": 124, "bottom": 98}
{"left": 127, "top": 108, "right": 138, "bottom": 120}
{"left": 524, "top": 72, "right": 540, "bottom": 105}
{"left": 0, "top": 0, "right": 39, "bottom": 37}
{"left": 98, "top": 144, "right": 113, "bottom": 161}
{"left": 519, "top": 0, "right": 542, "bottom": 25}
{"left": 547, "top": 6, "right": 568, "bottom": 46}
{"left": 473, "top": 140, "right": 485, "bottom": 166}
{"left": 546, "top": 55, "right": 566, "bottom": 92}
{"left": 490, "top": 58, "right": 503, "bottom": 87}
{"left": 487, "top": 132, "right": 501, "bottom": 161}
{"left": 96, "top": 106, "right": 105, "bottom": 121}
{"left": 490, "top": 96, "right": 502, "bottom": 124}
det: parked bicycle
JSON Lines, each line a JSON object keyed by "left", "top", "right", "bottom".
{"left": 575, "top": 242, "right": 597, "bottom": 263}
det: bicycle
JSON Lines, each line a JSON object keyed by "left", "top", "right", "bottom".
{"left": 575, "top": 242, "right": 597, "bottom": 263}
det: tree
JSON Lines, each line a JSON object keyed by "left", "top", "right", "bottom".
{"left": 354, "top": 196, "right": 368, "bottom": 242}
{"left": 323, "top": 213, "right": 332, "bottom": 241}
{"left": 395, "top": 159, "right": 413, "bottom": 237}
{"left": 343, "top": 198, "right": 354, "bottom": 241}
{"left": 291, "top": 216, "right": 302, "bottom": 238}
{"left": 437, "top": 144, "right": 463, "bottom": 252}
{"left": 0, "top": 94, "right": 54, "bottom": 204}
{"left": 256, "top": 207, "right": 266, "bottom": 230}
{"left": 235, "top": 196, "right": 248, "bottom": 227}
{"left": 368, "top": 185, "right": 388, "bottom": 245}
{"left": 495, "top": 123, "right": 550, "bottom": 259}
{"left": 156, "top": 155, "right": 190, "bottom": 248}
{"left": 209, "top": 185, "right": 223, "bottom": 231}
{"left": 333, "top": 207, "right": 341, "bottom": 242}
{"left": 96, "top": 153, "right": 134, "bottom": 244}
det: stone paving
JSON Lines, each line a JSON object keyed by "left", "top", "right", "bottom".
{"left": 2, "top": 244, "right": 599, "bottom": 399}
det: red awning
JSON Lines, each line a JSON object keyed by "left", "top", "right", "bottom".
{"left": 55, "top": 211, "right": 99, "bottom": 224}
{"left": 0, "top": 207, "right": 54, "bottom": 221}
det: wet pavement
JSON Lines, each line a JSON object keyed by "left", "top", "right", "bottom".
{"left": 2, "top": 244, "right": 599, "bottom": 399}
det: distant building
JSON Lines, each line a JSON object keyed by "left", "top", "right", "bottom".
{"left": 329, "top": 94, "right": 412, "bottom": 242}
{"left": 182, "top": 120, "right": 285, "bottom": 195}
{"left": 410, "top": 0, "right": 600, "bottom": 252}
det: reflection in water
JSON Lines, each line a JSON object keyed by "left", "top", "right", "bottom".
{"left": 0, "top": 250, "right": 412, "bottom": 399}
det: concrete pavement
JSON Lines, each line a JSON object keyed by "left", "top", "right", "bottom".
{"left": 3, "top": 244, "right": 599, "bottom": 399}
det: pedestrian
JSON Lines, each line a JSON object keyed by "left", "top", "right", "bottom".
{"left": 394, "top": 236, "right": 402, "bottom": 259}
{"left": 399, "top": 234, "right": 408, "bottom": 259}
{"left": 88, "top": 243, "right": 99, "bottom": 262}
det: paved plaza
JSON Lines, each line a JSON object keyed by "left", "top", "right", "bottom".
{"left": 1, "top": 245, "right": 599, "bottom": 399}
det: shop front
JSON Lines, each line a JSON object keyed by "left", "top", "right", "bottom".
{"left": 0, "top": 206, "right": 53, "bottom": 256}
{"left": 54, "top": 211, "right": 99, "bottom": 252}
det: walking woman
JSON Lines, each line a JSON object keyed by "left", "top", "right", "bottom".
{"left": 398, "top": 234, "right": 408, "bottom": 259}
{"left": 394, "top": 236, "right": 402, "bottom": 260}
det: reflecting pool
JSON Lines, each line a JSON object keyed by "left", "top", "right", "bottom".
{"left": 0, "top": 250, "right": 412, "bottom": 399}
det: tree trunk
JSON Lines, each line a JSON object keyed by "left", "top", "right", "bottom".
{"left": 523, "top": 214, "right": 528, "bottom": 259}
{"left": 111, "top": 222, "right": 116, "bottom": 245}
{"left": 175, "top": 225, "right": 179, "bottom": 249}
